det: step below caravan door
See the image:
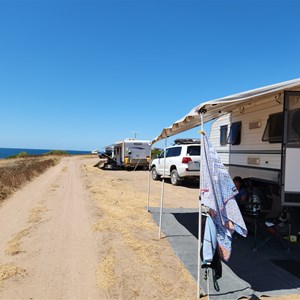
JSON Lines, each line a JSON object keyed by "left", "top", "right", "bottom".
{"left": 282, "top": 91, "right": 300, "bottom": 206}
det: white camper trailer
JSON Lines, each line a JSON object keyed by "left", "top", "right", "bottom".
{"left": 152, "top": 78, "right": 300, "bottom": 212}
{"left": 113, "top": 138, "right": 151, "bottom": 170}
{"left": 209, "top": 84, "right": 300, "bottom": 211}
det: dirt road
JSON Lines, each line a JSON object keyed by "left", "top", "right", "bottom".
{"left": 0, "top": 156, "right": 105, "bottom": 299}
{"left": 0, "top": 156, "right": 199, "bottom": 300}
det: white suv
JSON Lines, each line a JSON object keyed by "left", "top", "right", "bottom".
{"left": 151, "top": 139, "right": 200, "bottom": 185}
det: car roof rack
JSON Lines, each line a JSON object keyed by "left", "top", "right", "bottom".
{"left": 173, "top": 138, "right": 200, "bottom": 145}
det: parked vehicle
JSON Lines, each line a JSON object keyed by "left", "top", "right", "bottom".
{"left": 91, "top": 149, "right": 99, "bottom": 154}
{"left": 112, "top": 138, "right": 151, "bottom": 170}
{"left": 208, "top": 85, "right": 300, "bottom": 212}
{"left": 151, "top": 138, "right": 200, "bottom": 185}
{"left": 95, "top": 146, "right": 118, "bottom": 170}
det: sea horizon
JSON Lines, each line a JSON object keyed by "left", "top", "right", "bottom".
{"left": 0, "top": 147, "right": 91, "bottom": 159}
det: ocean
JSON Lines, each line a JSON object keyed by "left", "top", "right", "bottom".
{"left": 0, "top": 147, "right": 90, "bottom": 159}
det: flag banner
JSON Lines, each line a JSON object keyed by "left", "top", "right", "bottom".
{"left": 200, "top": 133, "right": 247, "bottom": 261}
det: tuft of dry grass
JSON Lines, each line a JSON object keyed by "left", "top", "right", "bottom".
{"left": 0, "top": 157, "right": 59, "bottom": 203}
{"left": 0, "top": 263, "right": 27, "bottom": 287}
{"left": 5, "top": 228, "right": 30, "bottom": 256}
{"left": 92, "top": 220, "right": 110, "bottom": 232}
{"left": 61, "top": 167, "right": 68, "bottom": 172}
{"left": 96, "top": 248, "right": 117, "bottom": 292}
{"left": 28, "top": 206, "right": 48, "bottom": 223}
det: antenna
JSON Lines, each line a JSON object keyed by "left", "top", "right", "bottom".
{"left": 131, "top": 131, "right": 140, "bottom": 139}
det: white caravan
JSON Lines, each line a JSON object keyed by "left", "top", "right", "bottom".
{"left": 209, "top": 86, "right": 300, "bottom": 211}
{"left": 113, "top": 138, "right": 151, "bottom": 170}
{"left": 152, "top": 78, "right": 300, "bottom": 212}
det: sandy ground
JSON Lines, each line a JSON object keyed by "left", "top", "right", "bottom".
{"left": 0, "top": 156, "right": 199, "bottom": 300}
{"left": 0, "top": 156, "right": 298, "bottom": 300}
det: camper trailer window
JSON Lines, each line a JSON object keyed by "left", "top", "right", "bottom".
{"left": 288, "top": 109, "right": 300, "bottom": 144}
{"left": 262, "top": 112, "right": 283, "bottom": 143}
{"left": 220, "top": 125, "right": 228, "bottom": 145}
{"left": 166, "top": 147, "right": 181, "bottom": 157}
{"left": 227, "top": 122, "right": 241, "bottom": 145}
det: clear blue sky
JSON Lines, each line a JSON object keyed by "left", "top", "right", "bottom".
{"left": 1, "top": 0, "right": 300, "bottom": 151}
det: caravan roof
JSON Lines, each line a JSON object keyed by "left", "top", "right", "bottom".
{"left": 114, "top": 138, "right": 150, "bottom": 146}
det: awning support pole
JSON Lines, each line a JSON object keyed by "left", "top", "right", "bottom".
{"left": 197, "top": 112, "right": 205, "bottom": 298}
{"left": 146, "top": 144, "right": 152, "bottom": 212}
{"left": 158, "top": 136, "right": 167, "bottom": 239}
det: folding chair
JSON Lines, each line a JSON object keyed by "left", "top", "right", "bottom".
{"left": 254, "top": 209, "right": 291, "bottom": 252}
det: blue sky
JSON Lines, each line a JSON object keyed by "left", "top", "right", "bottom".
{"left": 1, "top": 0, "right": 300, "bottom": 151}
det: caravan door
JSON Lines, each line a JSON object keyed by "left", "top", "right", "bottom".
{"left": 281, "top": 91, "right": 300, "bottom": 206}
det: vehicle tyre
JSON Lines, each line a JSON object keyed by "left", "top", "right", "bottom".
{"left": 170, "top": 169, "right": 182, "bottom": 186}
{"left": 152, "top": 167, "right": 160, "bottom": 180}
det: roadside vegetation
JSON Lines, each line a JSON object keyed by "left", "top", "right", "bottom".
{"left": 6, "top": 150, "right": 68, "bottom": 159}
{"left": 151, "top": 148, "right": 162, "bottom": 159}
{"left": 0, "top": 154, "right": 62, "bottom": 202}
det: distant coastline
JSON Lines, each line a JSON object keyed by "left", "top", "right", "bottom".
{"left": 0, "top": 147, "right": 90, "bottom": 159}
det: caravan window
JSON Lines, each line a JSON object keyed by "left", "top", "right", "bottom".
{"left": 262, "top": 112, "right": 283, "bottom": 143}
{"left": 220, "top": 125, "right": 228, "bottom": 145}
{"left": 287, "top": 109, "right": 300, "bottom": 144}
{"left": 227, "top": 122, "right": 241, "bottom": 145}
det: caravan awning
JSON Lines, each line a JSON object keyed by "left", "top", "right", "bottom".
{"left": 151, "top": 78, "right": 300, "bottom": 145}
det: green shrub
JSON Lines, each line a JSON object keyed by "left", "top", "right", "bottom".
{"left": 151, "top": 148, "right": 162, "bottom": 159}
{"left": 17, "top": 151, "right": 29, "bottom": 158}
{"left": 6, "top": 152, "right": 29, "bottom": 159}
{"left": 43, "top": 150, "right": 68, "bottom": 156}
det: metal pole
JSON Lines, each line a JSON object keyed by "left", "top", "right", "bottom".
{"left": 159, "top": 137, "right": 167, "bottom": 239}
{"left": 197, "top": 112, "right": 205, "bottom": 298}
{"left": 146, "top": 144, "right": 152, "bottom": 212}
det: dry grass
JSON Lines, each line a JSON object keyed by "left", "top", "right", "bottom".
{"left": 5, "top": 204, "right": 48, "bottom": 256}
{"left": 61, "top": 166, "right": 68, "bottom": 172}
{"left": 96, "top": 248, "right": 117, "bottom": 293}
{"left": 86, "top": 166, "right": 197, "bottom": 298}
{"left": 28, "top": 206, "right": 48, "bottom": 223}
{"left": 0, "top": 156, "right": 59, "bottom": 203}
{"left": 0, "top": 263, "right": 27, "bottom": 288}
{"left": 5, "top": 228, "right": 30, "bottom": 256}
